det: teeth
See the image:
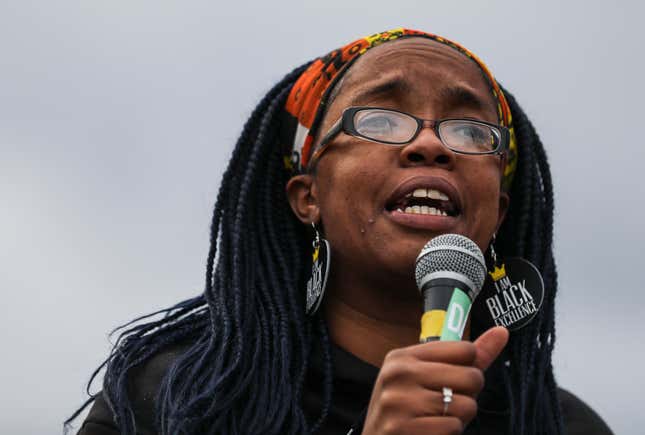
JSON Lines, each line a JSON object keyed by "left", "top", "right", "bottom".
{"left": 411, "top": 188, "right": 449, "bottom": 201}
{"left": 428, "top": 189, "right": 449, "bottom": 201}
{"left": 412, "top": 189, "right": 427, "bottom": 198}
{"left": 400, "top": 205, "right": 447, "bottom": 216}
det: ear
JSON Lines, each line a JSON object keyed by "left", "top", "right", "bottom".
{"left": 286, "top": 174, "right": 321, "bottom": 225}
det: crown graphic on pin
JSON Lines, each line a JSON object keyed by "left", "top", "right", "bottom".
{"left": 488, "top": 264, "right": 507, "bottom": 281}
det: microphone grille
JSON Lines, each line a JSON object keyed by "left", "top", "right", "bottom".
{"left": 415, "top": 234, "right": 487, "bottom": 292}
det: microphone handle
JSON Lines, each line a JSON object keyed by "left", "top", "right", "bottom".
{"left": 419, "top": 278, "right": 473, "bottom": 343}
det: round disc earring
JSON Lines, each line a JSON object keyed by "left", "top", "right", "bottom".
{"left": 306, "top": 222, "right": 331, "bottom": 315}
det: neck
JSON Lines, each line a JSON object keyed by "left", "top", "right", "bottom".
{"left": 323, "top": 285, "right": 422, "bottom": 368}
{"left": 323, "top": 278, "right": 472, "bottom": 368}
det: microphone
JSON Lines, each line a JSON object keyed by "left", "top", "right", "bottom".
{"left": 415, "top": 234, "right": 487, "bottom": 342}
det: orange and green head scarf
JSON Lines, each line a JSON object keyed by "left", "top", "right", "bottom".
{"left": 281, "top": 28, "right": 518, "bottom": 190}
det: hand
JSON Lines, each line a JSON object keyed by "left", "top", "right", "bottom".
{"left": 361, "top": 326, "right": 509, "bottom": 435}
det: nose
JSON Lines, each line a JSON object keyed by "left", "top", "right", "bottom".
{"left": 399, "top": 126, "right": 457, "bottom": 169}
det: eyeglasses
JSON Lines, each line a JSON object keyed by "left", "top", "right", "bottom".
{"left": 309, "top": 107, "right": 510, "bottom": 167}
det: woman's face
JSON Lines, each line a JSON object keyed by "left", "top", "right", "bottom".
{"left": 289, "top": 38, "right": 509, "bottom": 295}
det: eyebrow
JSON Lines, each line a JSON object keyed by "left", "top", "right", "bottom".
{"left": 349, "top": 76, "right": 413, "bottom": 105}
{"left": 437, "top": 85, "right": 491, "bottom": 112}
{"left": 349, "top": 77, "right": 495, "bottom": 116}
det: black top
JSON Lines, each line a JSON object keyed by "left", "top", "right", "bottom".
{"left": 78, "top": 341, "right": 613, "bottom": 435}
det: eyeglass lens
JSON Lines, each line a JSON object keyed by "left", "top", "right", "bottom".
{"left": 352, "top": 109, "right": 499, "bottom": 153}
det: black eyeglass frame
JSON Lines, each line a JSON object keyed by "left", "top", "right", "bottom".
{"left": 309, "top": 106, "right": 510, "bottom": 167}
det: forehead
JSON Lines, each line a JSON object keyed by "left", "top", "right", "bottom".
{"left": 330, "top": 38, "right": 498, "bottom": 119}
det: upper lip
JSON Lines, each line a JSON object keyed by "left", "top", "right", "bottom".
{"left": 385, "top": 175, "right": 463, "bottom": 214}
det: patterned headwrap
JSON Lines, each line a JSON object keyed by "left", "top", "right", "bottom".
{"left": 281, "top": 28, "right": 518, "bottom": 190}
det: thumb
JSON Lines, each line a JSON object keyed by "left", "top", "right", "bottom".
{"left": 473, "top": 326, "right": 509, "bottom": 370}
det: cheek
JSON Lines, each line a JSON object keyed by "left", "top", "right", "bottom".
{"left": 316, "top": 162, "right": 369, "bottom": 240}
{"left": 314, "top": 147, "right": 389, "bottom": 247}
{"left": 468, "top": 172, "right": 503, "bottom": 248}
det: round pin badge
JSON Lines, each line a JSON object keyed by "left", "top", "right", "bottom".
{"left": 473, "top": 257, "right": 544, "bottom": 331}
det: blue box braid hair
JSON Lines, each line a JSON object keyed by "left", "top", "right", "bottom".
{"left": 67, "top": 72, "right": 564, "bottom": 435}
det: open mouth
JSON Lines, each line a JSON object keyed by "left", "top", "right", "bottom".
{"left": 386, "top": 187, "right": 460, "bottom": 217}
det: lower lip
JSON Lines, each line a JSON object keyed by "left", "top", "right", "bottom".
{"left": 385, "top": 209, "right": 459, "bottom": 231}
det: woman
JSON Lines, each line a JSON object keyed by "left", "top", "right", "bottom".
{"left": 69, "top": 28, "right": 612, "bottom": 434}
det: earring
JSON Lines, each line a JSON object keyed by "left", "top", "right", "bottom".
{"left": 487, "top": 234, "right": 500, "bottom": 270}
{"left": 306, "top": 222, "right": 331, "bottom": 316}
{"left": 476, "top": 234, "right": 545, "bottom": 331}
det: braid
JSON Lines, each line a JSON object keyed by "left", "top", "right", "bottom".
{"left": 66, "top": 60, "right": 336, "bottom": 435}
{"left": 496, "top": 87, "right": 565, "bottom": 435}
{"left": 67, "top": 62, "right": 565, "bottom": 435}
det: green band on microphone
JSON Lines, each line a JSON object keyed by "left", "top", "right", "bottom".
{"left": 440, "top": 288, "right": 472, "bottom": 341}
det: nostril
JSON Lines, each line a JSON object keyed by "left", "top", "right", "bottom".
{"left": 435, "top": 154, "right": 451, "bottom": 165}
{"left": 407, "top": 152, "right": 424, "bottom": 162}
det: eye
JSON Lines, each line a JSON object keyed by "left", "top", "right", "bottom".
{"left": 355, "top": 111, "right": 398, "bottom": 138}
{"left": 351, "top": 109, "right": 419, "bottom": 143}
{"left": 440, "top": 120, "right": 499, "bottom": 152}
{"left": 451, "top": 124, "right": 489, "bottom": 143}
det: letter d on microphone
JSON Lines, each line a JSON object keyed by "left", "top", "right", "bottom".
{"left": 442, "top": 288, "right": 470, "bottom": 341}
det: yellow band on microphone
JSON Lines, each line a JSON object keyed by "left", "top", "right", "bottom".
{"left": 420, "top": 309, "right": 446, "bottom": 342}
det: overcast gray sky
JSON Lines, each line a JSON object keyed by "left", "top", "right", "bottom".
{"left": 1, "top": 1, "right": 642, "bottom": 434}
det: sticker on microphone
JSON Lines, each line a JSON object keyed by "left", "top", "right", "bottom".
{"left": 475, "top": 258, "right": 544, "bottom": 331}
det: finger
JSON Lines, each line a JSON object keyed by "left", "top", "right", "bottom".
{"left": 382, "top": 357, "right": 484, "bottom": 395}
{"left": 424, "top": 390, "right": 478, "bottom": 423}
{"left": 381, "top": 387, "right": 478, "bottom": 422}
{"left": 473, "top": 326, "right": 509, "bottom": 370}
{"left": 396, "top": 416, "right": 464, "bottom": 435}
{"left": 398, "top": 340, "right": 477, "bottom": 366}
{"left": 413, "top": 361, "right": 485, "bottom": 396}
